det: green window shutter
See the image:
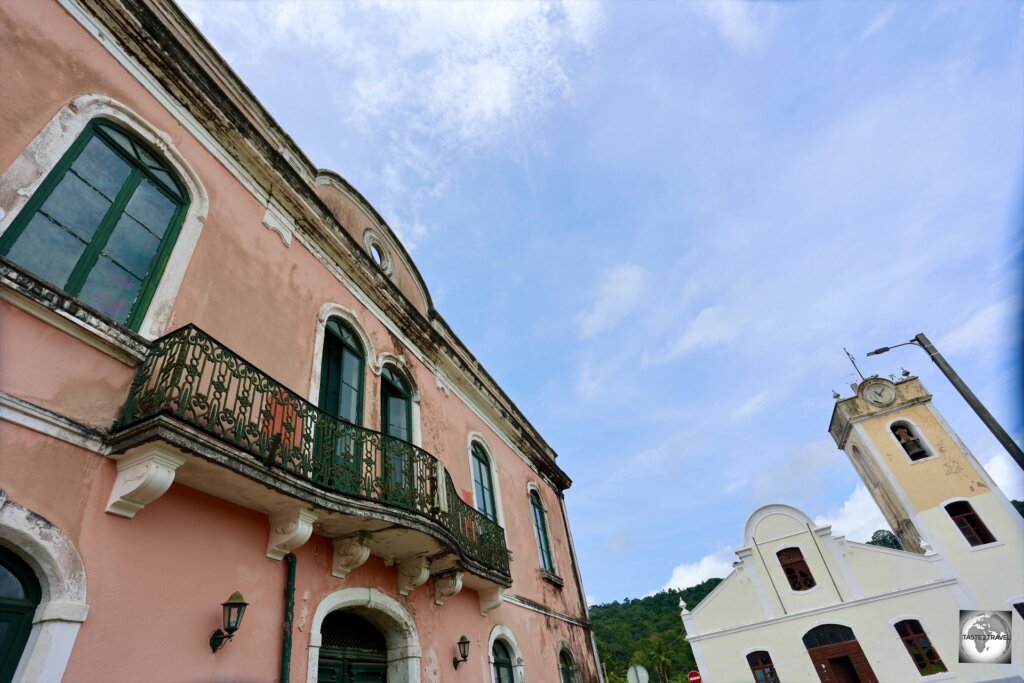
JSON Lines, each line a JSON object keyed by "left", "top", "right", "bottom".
{"left": 531, "top": 489, "right": 554, "bottom": 573}
{"left": 0, "top": 119, "right": 189, "bottom": 330}
{"left": 0, "top": 546, "right": 41, "bottom": 683}
{"left": 472, "top": 443, "right": 496, "bottom": 521}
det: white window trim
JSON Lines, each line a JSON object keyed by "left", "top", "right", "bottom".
{"left": 888, "top": 615, "right": 952, "bottom": 680}
{"left": 527, "top": 481, "right": 559, "bottom": 576}
{"left": 938, "top": 495, "right": 999, "bottom": 549}
{"left": 307, "top": 302, "right": 377, "bottom": 422}
{"left": 468, "top": 434, "right": 504, "bottom": 526}
{"left": 362, "top": 227, "right": 394, "bottom": 276}
{"left": 0, "top": 93, "right": 210, "bottom": 341}
{"left": 770, "top": 544, "right": 822, "bottom": 595}
{"left": 487, "top": 625, "right": 525, "bottom": 683}
{"left": 0, "top": 494, "right": 89, "bottom": 683}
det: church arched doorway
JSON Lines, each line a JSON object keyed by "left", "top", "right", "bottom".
{"left": 317, "top": 611, "right": 387, "bottom": 683}
{"left": 802, "top": 624, "right": 877, "bottom": 683}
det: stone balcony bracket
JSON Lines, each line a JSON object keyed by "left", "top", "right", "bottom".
{"left": 479, "top": 587, "right": 505, "bottom": 615}
{"left": 332, "top": 536, "right": 372, "bottom": 580}
{"left": 396, "top": 556, "right": 430, "bottom": 596}
{"left": 432, "top": 570, "right": 464, "bottom": 606}
{"left": 105, "top": 443, "right": 187, "bottom": 518}
{"left": 266, "top": 508, "right": 319, "bottom": 560}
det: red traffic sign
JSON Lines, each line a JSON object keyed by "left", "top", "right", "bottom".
{"left": 688, "top": 672, "right": 702, "bottom": 683}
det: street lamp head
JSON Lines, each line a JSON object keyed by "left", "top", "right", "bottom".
{"left": 866, "top": 347, "right": 890, "bottom": 357}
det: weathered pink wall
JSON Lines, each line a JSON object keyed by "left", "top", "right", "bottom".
{"left": 0, "top": 0, "right": 596, "bottom": 679}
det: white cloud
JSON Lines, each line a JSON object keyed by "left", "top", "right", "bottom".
{"left": 984, "top": 453, "right": 1024, "bottom": 501}
{"left": 649, "top": 305, "right": 739, "bottom": 364}
{"left": 661, "top": 547, "right": 735, "bottom": 591}
{"left": 178, "top": 0, "right": 603, "bottom": 248}
{"left": 861, "top": 8, "right": 895, "bottom": 40}
{"left": 586, "top": 593, "right": 598, "bottom": 607}
{"left": 690, "top": 1, "right": 777, "bottom": 51}
{"left": 814, "top": 485, "right": 889, "bottom": 543}
{"left": 731, "top": 390, "right": 770, "bottom": 421}
{"left": 575, "top": 263, "right": 647, "bottom": 339}
{"left": 939, "top": 298, "right": 1018, "bottom": 358}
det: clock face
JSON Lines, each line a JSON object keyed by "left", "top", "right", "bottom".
{"left": 862, "top": 381, "right": 896, "bottom": 407}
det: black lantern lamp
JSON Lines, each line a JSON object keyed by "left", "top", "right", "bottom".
{"left": 452, "top": 634, "right": 471, "bottom": 669}
{"left": 210, "top": 591, "right": 249, "bottom": 653}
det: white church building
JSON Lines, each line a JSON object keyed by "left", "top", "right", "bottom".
{"left": 682, "top": 375, "right": 1024, "bottom": 683}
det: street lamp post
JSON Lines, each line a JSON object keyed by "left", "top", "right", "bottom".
{"left": 867, "top": 332, "right": 1024, "bottom": 472}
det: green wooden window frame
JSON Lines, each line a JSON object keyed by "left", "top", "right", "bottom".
{"left": 0, "top": 545, "right": 42, "bottom": 683}
{"left": 318, "top": 318, "right": 365, "bottom": 425}
{"left": 472, "top": 442, "right": 497, "bottom": 522}
{"left": 530, "top": 489, "right": 555, "bottom": 573}
{"left": 0, "top": 118, "right": 189, "bottom": 330}
{"left": 380, "top": 365, "right": 412, "bottom": 442}
{"left": 492, "top": 640, "right": 515, "bottom": 683}
{"left": 559, "top": 649, "right": 576, "bottom": 683}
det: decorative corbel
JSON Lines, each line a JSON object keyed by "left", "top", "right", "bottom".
{"left": 105, "top": 444, "right": 187, "bottom": 518}
{"left": 266, "top": 508, "right": 318, "bottom": 560}
{"left": 332, "top": 536, "right": 372, "bottom": 580}
{"left": 479, "top": 587, "right": 505, "bottom": 615}
{"left": 396, "top": 556, "right": 430, "bottom": 596}
{"left": 432, "top": 570, "right": 464, "bottom": 606}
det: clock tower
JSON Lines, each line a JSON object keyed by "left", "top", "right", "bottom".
{"left": 829, "top": 375, "right": 1024, "bottom": 608}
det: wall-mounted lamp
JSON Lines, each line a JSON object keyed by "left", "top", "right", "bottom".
{"left": 452, "top": 634, "right": 470, "bottom": 669}
{"left": 210, "top": 592, "right": 249, "bottom": 653}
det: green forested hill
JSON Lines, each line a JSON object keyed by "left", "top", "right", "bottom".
{"left": 590, "top": 578, "right": 722, "bottom": 683}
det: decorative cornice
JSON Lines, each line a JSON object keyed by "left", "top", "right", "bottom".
{"left": 686, "top": 577, "right": 960, "bottom": 643}
{"left": 1, "top": 259, "right": 147, "bottom": 365}
{"left": 504, "top": 593, "right": 591, "bottom": 629}
{"left": 0, "top": 391, "right": 109, "bottom": 454}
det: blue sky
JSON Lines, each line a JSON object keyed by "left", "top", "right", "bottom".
{"left": 180, "top": 0, "right": 1024, "bottom": 604}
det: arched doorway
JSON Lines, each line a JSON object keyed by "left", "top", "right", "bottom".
{"left": 318, "top": 611, "right": 387, "bottom": 683}
{"left": 307, "top": 588, "right": 420, "bottom": 683}
{"left": 0, "top": 545, "right": 41, "bottom": 683}
{"left": 803, "top": 624, "right": 878, "bottom": 683}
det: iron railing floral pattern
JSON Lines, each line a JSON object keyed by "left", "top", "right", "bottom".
{"left": 116, "top": 324, "right": 510, "bottom": 576}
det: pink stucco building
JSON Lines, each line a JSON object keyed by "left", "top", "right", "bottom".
{"left": 0, "top": 1, "right": 601, "bottom": 681}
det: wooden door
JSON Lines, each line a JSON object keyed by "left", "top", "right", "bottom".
{"left": 807, "top": 642, "right": 877, "bottom": 683}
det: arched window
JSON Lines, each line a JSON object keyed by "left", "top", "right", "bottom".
{"left": 746, "top": 650, "right": 779, "bottom": 683}
{"left": 316, "top": 318, "right": 365, "bottom": 492}
{"left": 472, "top": 442, "right": 497, "bottom": 522}
{"left": 318, "top": 318, "right": 364, "bottom": 425}
{"left": 777, "top": 547, "right": 815, "bottom": 591}
{"left": 530, "top": 489, "right": 555, "bottom": 573}
{"left": 891, "top": 421, "right": 929, "bottom": 461}
{"left": 894, "top": 619, "right": 946, "bottom": 676}
{"left": 802, "top": 624, "right": 855, "bottom": 649}
{"left": 944, "top": 500, "right": 995, "bottom": 546}
{"left": 492, "top": 640, "right": 515, "bottom": 683}
{"left": 559, "top": 649, "right": 576, "bottom": 683}
{"left": 381, "top": 365, "right": 413, "bottom": 503}
{"left": 0, "top": 545, "right": 42, "bottom": 683}
{"left": 380, "top": 365, "right": 411, "bottom": 442}
{"left": 0, "top": 119, "right": 189, "bottom": 329}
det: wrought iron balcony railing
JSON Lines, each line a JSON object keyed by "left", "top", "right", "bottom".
{"left": 116, "top": 324, "right": 510, "bottom": 577}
